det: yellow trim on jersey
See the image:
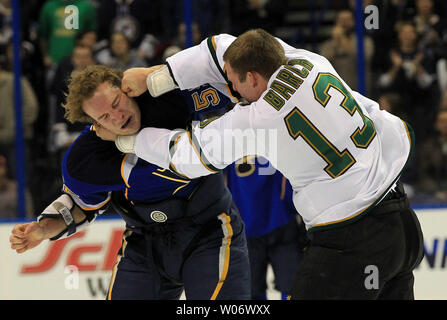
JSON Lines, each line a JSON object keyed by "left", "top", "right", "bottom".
{"left": 225, "top": 84, "right": 240, "bottom": 102}
{"left": 235, "top": 156, "right": 256, "bottom": 177}
{"left": 210, "top": 35, "right": 217, "bottom": 51}
{"left": 172, "top": 182, "right": 190, "bottom": 195}
{"left": 310, "top": 206, "right": 370, "bottom": 229}
{"left": 169, "top": 162, "right": 191, "bottom": 180}
{"left": 63, "top": 185, "right": 111, "bottom": 211}
{"left": 186, "top": 130, "right": 219, "bottom": 174}
{"left": 155, "top": 165, "right": 192, "bottom": 192}
{"left": 121, "top": 154, "right": 131, "bottom": 188}
{"left": 107, "top": 230, "right": 132, "bottom": 300}
{"left": 79, "top": 200, "right": 111, "bottom": 211}
{"left": 152, "top": 172, "right": 190, "bottom": 184}
{"left": 280, "top": 177, "right": 287, "bottom": 200}
{"left": 210, "top": 213, "right": 233, "bottom": 300}
{"left": 402, "top": 120, "right": 412, "bottom": 145}
{"left": 222, "top": 65, "right": 240, "bottom": 103}
{"left": 173, "top": 134, "right": 182, "bottom": 152}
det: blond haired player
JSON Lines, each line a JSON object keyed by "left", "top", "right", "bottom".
{"left": 113, "top": 29, "right": 424, "bottom": 299}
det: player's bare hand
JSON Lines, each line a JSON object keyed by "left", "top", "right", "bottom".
{"left": 94, "top": 123, "right": 116, "bottom": 141}
{"left": 122, "top": 65, "right": 164, "bottom": 97}
{"left": 10, "top": 222, "right": 45, "bottom": 254}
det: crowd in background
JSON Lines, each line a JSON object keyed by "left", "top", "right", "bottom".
{"left": 1, "top": 0, "right": 447, "bottom": 218}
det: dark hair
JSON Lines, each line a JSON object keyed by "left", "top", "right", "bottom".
{"left": 223, "top": 29, "right": 288, "bottom": 82}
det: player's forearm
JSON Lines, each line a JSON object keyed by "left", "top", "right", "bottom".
{"left": 38, "top": 206, "right": 87, "bottom": 240}
{"left": 38, "top": 217, "right": 70, "bottom": 240}
{"left": 134, "top": 127, "right": 217, "bottom": 179}
{"left": 134, "top": 127, "right": 173, "bottom": 169}
{"left": 116, "top": 127, "right": 221, "bottom": 179}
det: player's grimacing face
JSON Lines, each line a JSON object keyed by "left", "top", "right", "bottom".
{"left": 82, "top": 81, "right": 141, "bottom": 135}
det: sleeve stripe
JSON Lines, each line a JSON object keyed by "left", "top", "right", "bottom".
{"left": 206, "top": 36, "right": 240, "bottom": 100}
{"left": 63, "top": 185, "right": 111, "bottom": 211}
{"left": 121, "top": 153, "right": 138, "bottom": 188}
{"left": 207, "top": 36, "right": 224, "bottom": 75}
{"left": 168, "top": 162, "right": 191, "bottom": 180}
{"left": 168, "top": 131, "right": 194, "bottom": 179}
{"left": 120, "top": 154, "right": 131, "bottom": 188}
{"left": 187, "top": 128, "right": 220, "bottom": 173}
{"left": 225, "top": 84, "right": 240, "bottom": 102}
{"left": 169, "top": 131, "right": 184, "bottom": 159}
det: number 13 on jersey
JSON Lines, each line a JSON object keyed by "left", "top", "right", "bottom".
{"left": 284, "top": 73, "right": 376, "bottom": 179}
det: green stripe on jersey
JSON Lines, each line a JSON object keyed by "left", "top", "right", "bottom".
{"left": 206, "top": 36, "right": 240, "bottom": 100}
{"left": 188, "top": 127, "right": 220, "bottom": 173}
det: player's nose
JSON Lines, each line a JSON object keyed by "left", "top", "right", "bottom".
{"left": 110, "top": 108, "right": 124, "bottom": 122}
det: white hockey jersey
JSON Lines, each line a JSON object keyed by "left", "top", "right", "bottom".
{"left": 134, "top": 34, "right": 414, "bottom": 231}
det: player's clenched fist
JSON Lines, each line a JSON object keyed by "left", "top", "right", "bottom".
{"left": 10, "top": 222, "right": 45, "bottom": 254}
{"left": 121, "top": 65, "right": 163, "bottom": 97}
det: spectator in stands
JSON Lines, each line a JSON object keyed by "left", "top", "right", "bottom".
{"left": 377, "top": 21, "right": 439, "bottom": 141}
{"left": 0, "top": 0, "right": 41, "bottom": 97}
{"left": 161, "top": 0, "right": 228, "bottom": 41}
{"left": 320, "top": 9, "right": 374, "bottom": 95}
{"left": 413, "top": 0, "right": 442, "bottom": 53}
{"left": 96, "top": 0, "right": 163, "bottom": 46}
{"left": 0, "top": 0, "right": 11, "bottom": 47}
{"left": 96, "top": 31, "right": 147, "bottom": 70}
{"left": 417, "top": 107, "right": 447, "bottom": 203}
{"left": 192, "top": 0, "right": 228, "bottom": 38}
{"left": 147, "top": 22, "right": 202, "bottom": 66}
{"left": 173, "top": 22, "right": 202, "bottom": 49}
{"left": 38, "top": 0, "right": 97, "bottom": 85}
{"left": 440, "top": 89, "right": 447, "bottom": 109}
{"left": 0, "top": 155, "right": 34, "bottom": 219}
{"left": 228, "top": 0, "right": 287, "bottom": 36}
{"left": 49, "top": 44, "right": 95, "bottom": 152}
{"left": 368, "top": 0, "right": 416, "bottom": 95}
{"left": 162, "top": 45, "right": 181, "bottom": 62}
{"left": 0, "top": 64, "right": 38, "bottom": 180}
{"left": 75, "top": 30, "right": 103, "bottom": 58}
{"left": 378, "top": 91, "right": 418, "bottom": 193}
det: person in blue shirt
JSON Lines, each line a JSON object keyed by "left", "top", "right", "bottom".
{"left": 225, "top": 156, "right": 307, "bottom": 300}
{"left": 10, "top": 65, "right": 250, "bottom": 300}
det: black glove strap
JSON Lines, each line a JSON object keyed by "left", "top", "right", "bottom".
{"left": 53, "top": 202, "right": 77, "bottom": 237}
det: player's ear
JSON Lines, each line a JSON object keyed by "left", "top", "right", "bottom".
{"left": 247, "top": 71, "right": 257, "bottom": 87}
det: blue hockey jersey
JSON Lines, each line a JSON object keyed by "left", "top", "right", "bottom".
{"left": 225, "top": 156, "right": 297, "bottom": 238}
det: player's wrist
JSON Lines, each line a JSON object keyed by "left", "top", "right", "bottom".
{"left": 146, "top": 64, "right": 179, "bottom": 97}
{"left": 36, "top": 219, "right": 56, "bottom": 240}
